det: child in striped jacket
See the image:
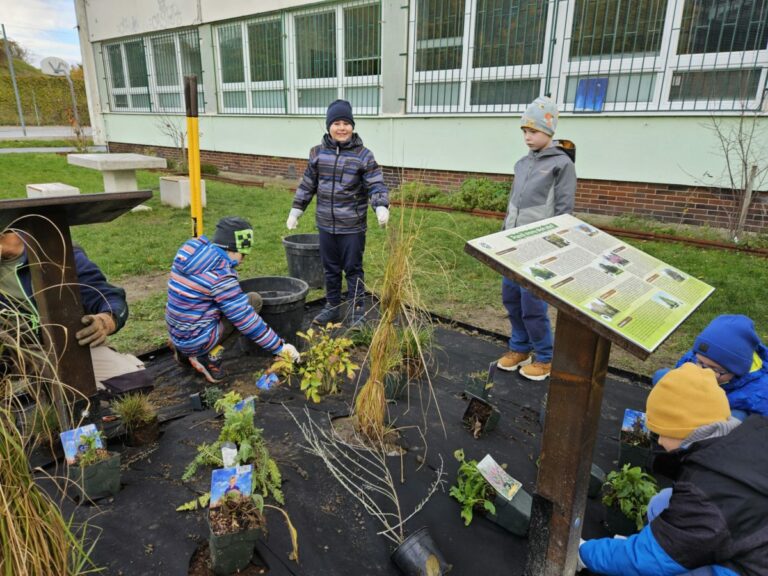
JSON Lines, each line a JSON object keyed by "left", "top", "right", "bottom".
{"left": 166, "top": 217, "right": 299, "bottom": 383}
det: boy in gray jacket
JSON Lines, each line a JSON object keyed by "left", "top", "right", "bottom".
{"left": 497, "top": 96, "right": 576, "bottom": 381}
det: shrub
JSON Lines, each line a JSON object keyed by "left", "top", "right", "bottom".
{"left": 391, "top": 181, "right": 443, "bottom": 204}
{"left": 200, "top": 163, "right": 220, "bottom": 175}
{"left": 447, "top": 178, "right": 509, "bottom": 212}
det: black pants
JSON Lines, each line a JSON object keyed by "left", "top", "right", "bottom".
{"left": 318, "top": 230, "right": 366, "bottom": 306}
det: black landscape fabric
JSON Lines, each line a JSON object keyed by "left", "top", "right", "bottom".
{"left": 43, "top": 300, "right": 651, "bottom": 575}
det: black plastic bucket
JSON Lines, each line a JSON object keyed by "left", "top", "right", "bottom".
{"left": 391, "top": 527, "right": 451, "bottom": 575}
{"left": 239, "top": 276, "right": 309, "bottom": 351}
{"left": 283, "top": 234, "right": 324, "bottom": 289}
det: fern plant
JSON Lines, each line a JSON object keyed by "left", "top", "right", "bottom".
{"left": 602, "top": 464, "right": 658, "bottom": 531}
{"left": 449, "top": 449, "right": 496, "bottom": 526}
{"left": 182, "top": 392, "right": 283, "bottom": 503}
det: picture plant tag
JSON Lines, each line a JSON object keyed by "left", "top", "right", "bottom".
{"left": 210, "top": 464, "right": 253, "bottom": 508}
{"left": 59, "top": 423, "right": 103, "bottom": 464}
{"left": 477, "top": 454, "right": 521, "bottom": 502}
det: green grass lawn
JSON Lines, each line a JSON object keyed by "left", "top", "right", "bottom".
{"left": 0, "top": 152, "right": 765, "bottom": 376}
{"left": 0, "top": 139, "right": 94, "bottom": 149}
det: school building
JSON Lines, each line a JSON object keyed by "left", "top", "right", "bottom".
{"left": 73, "top": 0, "right": 768, "bottom": 231}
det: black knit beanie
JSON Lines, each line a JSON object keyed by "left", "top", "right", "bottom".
{"left": 326, "top": 99, "right": 355, "bottom": 131}
{"left": 213, "top": 216, "right": 254, "bottom": 254}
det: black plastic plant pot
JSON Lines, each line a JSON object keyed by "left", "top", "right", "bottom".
{"left": 127, "top": 417, "right": 160, "bottom": 447}
{"left": 208, "top": 517, "right": 261, "bottom": 576}
{"left": 189, "top": 392, "right": 203, "bottom": 411}
{"left": 68, "top": 452, "right": 121, "bottom": 501}
{"left": 384, "top": 372, "right": 408, "bottom": 401}
{"left": 487, "top": 489, "right": 532, "bottom": 536}
{"left": 604, "top": 505, "right": 640, "bottom": 537}
{"left": 618, "top": 442, "right": 651, "bottom": 471}
{"left": 391, "top": 527, "right": 452, "bottom": 576}
{"left": 588, "top": 463, "right": 607, "bottom": 499}
{"left": 463, "top": 378, "right": 489, "bottom": 400}
{"left": 462, "top": 394, "right": 501, "bottom": 437}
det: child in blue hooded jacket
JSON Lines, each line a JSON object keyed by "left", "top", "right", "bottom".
{"left": 653, "top": 314, "right": 768, "bottom": 419}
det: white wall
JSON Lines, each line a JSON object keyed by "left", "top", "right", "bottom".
{"left": 103, "top": 113, "right": 768, "bottom": 190}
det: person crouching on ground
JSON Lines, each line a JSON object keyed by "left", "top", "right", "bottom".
{"left": 286, "top": 99, "right": 389, "bottom": 328}
{"left": 653, "top": 314, "right": 768, "bottom": 419}
{"left": 496, "top": 96, "right": 576, "bottom": 381}
{"left": 579, "top": 363, "right": 768, "bottom": 575}
{"left": 166, "top": 216, "right": 299, "bottom": 383}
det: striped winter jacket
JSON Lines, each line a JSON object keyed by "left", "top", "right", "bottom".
{"left": 292, "top": 133, "right": 389, "bottom": 234}
{"left": 166, "top": 236, "right": 283, "bottom": 357}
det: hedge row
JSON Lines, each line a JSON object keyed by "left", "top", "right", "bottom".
{"left": 0, "top": 74, "right": 90, "bottom": 126}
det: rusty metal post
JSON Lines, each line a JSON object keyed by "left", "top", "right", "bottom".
{"left": 524, "top": 312, "right": 611, "bottom": 576}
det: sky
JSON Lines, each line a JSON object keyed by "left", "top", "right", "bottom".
{"left": 1, "top": 0, "right": 83, "bottom": 68}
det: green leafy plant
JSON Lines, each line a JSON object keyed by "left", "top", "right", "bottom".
{"left": 110, "top": 393, "right": 156, "bottom": 436}
{"left": 449, "top": 449, "right": 496, "bottom": 526}
{"left": 182, "top": 395, "right": 283, "bottom": 504}
{"left": 200, "top": 163, "right": 220, "bottom": 175}
{"left": 446, "top": 178, "right": 509, "bottom": 212}
{"left": 602, "top": 464, "right": 658, "bottom": 531}
{"left": 272, "top": 323, "right": 358, "bottom": 403}
{"left": 201, "top": 386, "right": 223, "bottom": 408}
{"left": 75, "top": 431, "right": 110, "bottom": 468}
{"left": 391, "top": 181, "right": 443, "bottom": 204}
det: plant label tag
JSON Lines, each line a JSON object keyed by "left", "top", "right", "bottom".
{"left": 210, "top": 464, "right": 253, "bottom": 508}
{"left": 59, "top": 423, "right": 103, "bottom": 465}
{"left": 477, "top": 454, "right": 521, "bottom": 502}
{"left": 233, "top": 396, "right": 256, "bottom": 412}
{"left": 621, "top": 409, "right": 650, "bottom": 444}
{"left": 256, "top": 372, "right": 279, "bottom": 390}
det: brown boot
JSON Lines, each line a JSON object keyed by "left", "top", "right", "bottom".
{"left": 520, "top": 361, "right": 551, "bottom": 381}
{"left": 497, "top": 350, "right": 533, "bottom": 372}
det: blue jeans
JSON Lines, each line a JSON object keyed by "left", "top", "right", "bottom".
{"left": 501, "top": 277, "right": 553, "bottom": 363}
{"left": 319, "top": 230, "right": 366, "bottom": 306}
{"left": 646, "top": 488, "right": 716, "bottom": 576}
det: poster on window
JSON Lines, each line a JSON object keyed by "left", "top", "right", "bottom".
{"left": 466, "top": 214, "right": 714, "bottom": 354}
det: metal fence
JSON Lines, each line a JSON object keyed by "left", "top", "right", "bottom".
{"left": 214, "top": 0, "right": 381, "bottom": 115}
{"left": 102, "top": 29, "right": 205, "bottom": 113}
{"left": 407, "top": 0, "right": 768, "bottom": 113}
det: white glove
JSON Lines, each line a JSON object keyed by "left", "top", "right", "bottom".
{"left": 286, "top": 208, "right": 303, "bottom": 230}
{"left": 375, "top": 206, "right": 389, "bottom": 227}
{"left": 281, "top": 343, "right": 300, "bottom": 363}
{"left": 576, "top": 538, "right": 587, "bottom": 572}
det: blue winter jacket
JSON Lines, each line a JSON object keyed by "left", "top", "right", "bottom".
{"left": 654, "top": 346, "right": 768, "bottom": 418}
{"left": 292, "top": 133, "right": 389, "bottom": 234}
{"left": 581, "top": 416, "right": 768, "bottom": 576}
{"left": 0, "top": 245, "right": 128, "bottom": 331}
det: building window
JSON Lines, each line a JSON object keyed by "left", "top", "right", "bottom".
{"left": 103, "top": 30, "right": 203, "bottom": 113}
{"left": 679, "top": 0, "right": 768, "bottom": 55}
{"left": 215, "top": 1, "right": 381, "bottom": 115}
{"left": 408, "top": 0, "right": 548, "bottom": 113}
{"left": 669, "top": 68, "right": 763, "bottom": 101}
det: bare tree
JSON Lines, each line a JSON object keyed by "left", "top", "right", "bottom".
{"left": 154, "top": 114, "right": 187, "bottom": 173}
{"left": 706, "top": 109, "right": 768, "bottom": 242}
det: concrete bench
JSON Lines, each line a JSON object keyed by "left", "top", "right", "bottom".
{"left": 67, "top": 153, "right": 167, "bottom": 192}
{"left": 26, "top": 182, "right": 81, "bottom": 198}
{"left": 159, "top": 176, "right": 207, "bottom": 209}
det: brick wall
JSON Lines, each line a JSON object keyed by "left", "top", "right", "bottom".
{"left": 109, "top": 141, "right": 767, "bottom": 233}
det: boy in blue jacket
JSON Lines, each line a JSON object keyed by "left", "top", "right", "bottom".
{"left": 286, "top": 99, "right": 389, "bottom": 327}
{"left": 497, "top": 96, "right": 576, "bottom": 381}
{"left": 653, "top": 315, "right": 768, "bottom": 419}
{"left": 579, "top": 363, "right": 768, "bottom": 575}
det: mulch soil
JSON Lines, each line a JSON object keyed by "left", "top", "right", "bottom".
{"left": 36, "top": 298, "right": 651, "bottom": 575}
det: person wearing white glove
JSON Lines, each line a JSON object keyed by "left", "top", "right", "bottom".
{"left": 375, "top": 206, "right": 389, "bottom": 227}
{"left": 289, "top": 99, "right": 389, "bottom": 328}
{"left": 286, "top": 208, "right": 303, "bottom": 230}
{"left": 280, "top": 343, "right": 301, "bottom": 363}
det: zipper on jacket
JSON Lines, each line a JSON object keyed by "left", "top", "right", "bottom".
{"left": 330, "top": 145, "right": 340, "bottom": 234}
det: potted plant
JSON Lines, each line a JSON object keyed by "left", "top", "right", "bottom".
{"left": 618, "top": 409, "right": 652, "bottom": 470}
{"left": 271, "top": 323, "right": 358, "bottom": 403}
{"left": 601, "top": 464, "right": 658, "bottom": 535}
{"left": 462, "top": 394, "right": 500, "bottom": 438}
{"left": 110, "top": 394, "right": 159, "bottom": 446}
{"left": 449, "top": 449, "right": 496, "bottom": 525}
{"left": 62, "top": 426, "right": 121, "bottom": 501}
{"left": 190, "top": 386, "right": 223, "bottom": 411}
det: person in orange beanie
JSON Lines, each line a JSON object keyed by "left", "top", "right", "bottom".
{"left": 579, "top": 363, "right": 768, "bottom": 575}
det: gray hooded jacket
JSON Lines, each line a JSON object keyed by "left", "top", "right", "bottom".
{"left": 503, "top": 145, "right": 576, "bottom": 230}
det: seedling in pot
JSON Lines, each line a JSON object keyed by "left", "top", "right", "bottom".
{"left": 60, "top": 424, "right": 120, "bottom": 500}
{"left": 110, "top": 393, "right": 158, "bottom": 446}
{"left": 602, "top": 464, "right": 658, "bottom": 534}
{"left": 449, "top": 449, "right": 496, "bottom": 525}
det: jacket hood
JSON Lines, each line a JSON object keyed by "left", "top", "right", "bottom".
{"left": 322, "top": 132, "right": 363, "bottom": 150}
{"left": 529, "top": 144, "right": 571, "bottom": 160}
{"left": 173, "top": 236, "right": 234, "bottom": 276}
